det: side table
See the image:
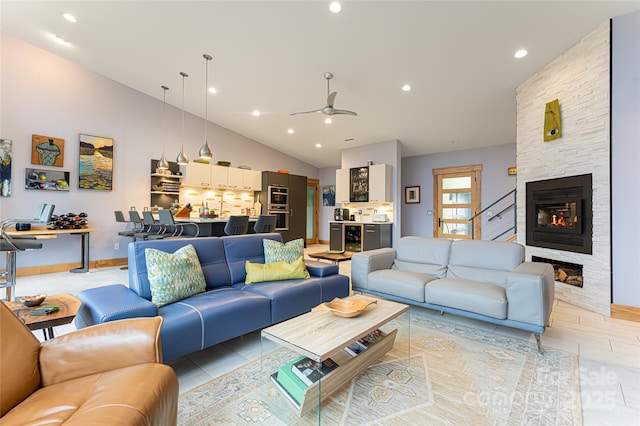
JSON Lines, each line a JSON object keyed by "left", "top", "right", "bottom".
{"left": 5, "top": 294, "right": 81, "bottom": 340}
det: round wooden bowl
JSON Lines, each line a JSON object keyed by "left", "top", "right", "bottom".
{"left": 20, "top": 294, "right": 47, "bottom": 307}
{"left": 313, "top": 297, "right": 377, "bottom": 318}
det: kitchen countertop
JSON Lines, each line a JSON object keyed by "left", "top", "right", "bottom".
{"left": 330, "top": 220, "right": 393, "bottom": 225}
{"left": 176, "top": 217, "right": 259, "bottom": 223}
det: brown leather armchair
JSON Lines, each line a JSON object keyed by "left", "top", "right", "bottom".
{"left": 0, "top": 301, "right": 179, "bottom": 425}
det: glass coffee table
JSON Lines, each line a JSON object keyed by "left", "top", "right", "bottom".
{"left": 261, "top": 295, "right": 409, "bottom": 419}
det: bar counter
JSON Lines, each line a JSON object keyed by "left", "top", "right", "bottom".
{"left": 175, "top": 217, "right": 258, "bottom": 237}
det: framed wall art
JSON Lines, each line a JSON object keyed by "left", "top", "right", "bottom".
{"left": 0, "top": 139, "right": 12, "bottom": 197}
{"left": 322, "top": 185, "right": 336, "bottom": 206}
{"left": 78, "top": 133, "right": 113, "bottom": 191}
{"left": 405, "top": 186, "right": 420, "bottom": 204}
{"left": 32, "top": 134, "right": 64, "bottom": 167}
{"left": 25, "top": 168, "right": 70, "bottom": 191}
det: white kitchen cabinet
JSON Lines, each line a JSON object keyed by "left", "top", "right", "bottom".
{"left": 335, "top": 168, "right": 350, "bottom": 204}
{"left": 242, "top": 169, "right": 262, "bottom": 191}
{"left": 368, "top": 164, "right": 393, "bottom": 202}
{"left": 225, "top": 167, "right": 243, "bottom": 189}
{"left": 184, "top": 162, "right": 211, "bottom": 187}
{"left": 210, "top": 165, "right": 230, "bottom": 188}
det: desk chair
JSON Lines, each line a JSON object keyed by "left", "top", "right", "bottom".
{"left": 224, "top": 216, "right": 249, "bottom": 236}
{"left": 253, "top": 215, "right": 277, "bottom": 233}
{"left": 0, "top": 203, "right": 54, "bottom": 301}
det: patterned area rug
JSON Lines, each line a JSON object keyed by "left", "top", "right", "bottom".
{"left": 178, "top": 314, "right": 581, "bottom": 425}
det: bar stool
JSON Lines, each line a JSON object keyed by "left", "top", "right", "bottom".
{"left": 114, "top": 211, "right": 136, "bottom": 238}
{"left": 130, "top": 210, "right": 151, "bottom": 241}
{"left": 141, "top": 211, "right": 165, "bottom": 240}
{"left": 253, "top": 215, "right": 277, "bottom": 233}
{"left": 224, "top": 216, "right": 249, "bottom": 236}
{"left": 157, "top": 209, "right": 199, "bottom": 238}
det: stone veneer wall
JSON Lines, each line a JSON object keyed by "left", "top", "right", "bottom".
{"left": 516, "top": 21, "right": 611, "bottom": 316}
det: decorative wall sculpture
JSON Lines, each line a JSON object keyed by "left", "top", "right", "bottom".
{"left": 544, "top": 99, "right": 562, "bottom": 141}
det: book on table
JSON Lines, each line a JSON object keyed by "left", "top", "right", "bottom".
{"left": 291, "top": 357, "right": 339, "bottom": 386}
{"left": 275, "top": 357, "right": 308, "bottom": 405}
{"left": 358, "top": 329, "right": 382, "bottom": 348}
{"left": 344, "top": 340, "right": 368, "bottom": 357}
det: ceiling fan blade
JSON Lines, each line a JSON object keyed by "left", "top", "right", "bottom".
{"left": 326, "top": 91, "right": 337, "bottom": 108}
{"left": 290, "top": 108, "right": 322, "bottom": 116}
{"left": 333, "top": 109, "right": 358, "bottom": 116}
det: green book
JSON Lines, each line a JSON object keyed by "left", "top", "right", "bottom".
{"left": 275, "top": 356, "right": 308, "bottom": 405}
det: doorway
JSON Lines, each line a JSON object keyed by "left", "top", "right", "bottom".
{"left": 433, "top": 165, "right": 482, "bottom": 239}
{"left": 306, "top": 178, "right": 319, "bottom": 245}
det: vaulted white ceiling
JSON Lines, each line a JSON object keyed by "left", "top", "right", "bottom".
{"left": 2, "top": 1, "right": 638, "bottom": 168}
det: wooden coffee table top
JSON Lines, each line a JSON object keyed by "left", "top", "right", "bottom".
{"left": 262, "top": 295, "right": 408, "bottom": 362}
{"left": 6, "top": 294, "right": 81, "bottom": 331}
{"left": 307, "top": 251, "right": 354, "bottom": 263}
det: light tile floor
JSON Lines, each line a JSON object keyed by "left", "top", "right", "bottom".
{"left": 8, "top": 244, "right": 640, "bottom": 425}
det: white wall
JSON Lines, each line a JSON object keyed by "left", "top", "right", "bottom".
{"left": 612, "top": 11, "right": 640, "bottom": 307}
{"left": 0, "top": 34, "right": 317, "bottom": 269}
{"left": 516, "top": 21, "right": 611, "bottom": 315}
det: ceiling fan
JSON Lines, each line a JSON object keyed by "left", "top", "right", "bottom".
{"left": 290, "top": 72, "right": 358, "bottom": 117}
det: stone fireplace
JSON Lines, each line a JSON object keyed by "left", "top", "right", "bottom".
{"left": 526, "top": 174, "right": 592, "bottom": 254}
{"left": 516, "top": 21, "right": 611, "bottom": 316}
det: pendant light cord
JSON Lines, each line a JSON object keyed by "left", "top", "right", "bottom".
{"left": 180, "top": 72, "right": 187, "bottom": 146}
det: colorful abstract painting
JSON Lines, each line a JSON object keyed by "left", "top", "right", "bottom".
{"left": 78, "top": 133, "right": 113, "bottom": 190}
{"left": 32, "top": 134, "right": 64, "bottom": 167}
{"left": 0, "top": 139, "right": 11, "bottom": 197}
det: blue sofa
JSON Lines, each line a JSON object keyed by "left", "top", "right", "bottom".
{"left": 75, "top": 233, "right": 350, "bottom": 361}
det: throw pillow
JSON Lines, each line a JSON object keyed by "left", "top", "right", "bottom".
{"left": 263, "top": 238, "right": 305, "bottom": 263}
{"left": 245, "top": 256, "right": 310, "bottom": 284}
{"left": 145, "top": 244, "right": 207, "bottom": 307}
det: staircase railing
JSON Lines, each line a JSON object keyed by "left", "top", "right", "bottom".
{"left": 470, "top": 189, "right": 516, "bottom": 241}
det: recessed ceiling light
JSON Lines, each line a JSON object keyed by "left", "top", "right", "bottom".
{"left": 287, "top": 129, "right": 295, "bottom": 134}
{"left": 208, "top": 87, "right": 217, "bottom": 94}
{"left": 329, "top": 2, "right": 342, "bottom": 13}
{"left": 252, "top": 110, "right": 261, "bottom": 117}
{"left": 402, "top": 84, "right": 412, "bottom": 92}
{"left": 325, "top": 118, "right": 332, "bottom": 124}
{"left": 63, "top": 13, "right": 77, "bottom": 23}
{"left": 514, "top": 49, "right": 528, "bottom": 59}
{"left": 50, "top": 34, "right": 71, "bottom": 46}
{"left": 315, "top": 143, "right": 322, "bottom": 148}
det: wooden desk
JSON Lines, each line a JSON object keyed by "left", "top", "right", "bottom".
{"left": 5, "top": 226, "right": 96, "bottom": 273}
{"left": 5, "top": 294, "right": 81, "bottom": 340}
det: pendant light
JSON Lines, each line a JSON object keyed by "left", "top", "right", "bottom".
{"left": 198, "top": 54, "right": 213, "bottom": 160}
{"left": 157, "top": 85, "right": 170, "bottom": 170}
{"left": 176, "top": 71, "right": 189, "bottom": 165}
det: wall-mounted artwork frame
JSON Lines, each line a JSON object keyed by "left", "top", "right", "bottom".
{"left": 25, "top": 168, "right": 70, "bottom": 191}
{"left": 78, "top": 133, "right": 113, "bottom": 191}
{"left": 322, "top": 185, "right": 336, "bottom": 206}
{"left": 32, "top": 134, "right": 64, "bottom": 167}
{"left": 0, "top": 139, "right": 12, "bottom": 197}
{"left": 405, "top": 185, "right": 420, "bottom": 204}
{"left": 508, "top": 167, "right": 517, "bottom": 176}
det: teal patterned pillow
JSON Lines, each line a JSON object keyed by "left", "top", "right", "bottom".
{"left": 263, "top": 238, "right": 305, "bottom": 264}
{"left": 145, "top": 244, "right": 206, "bottom": 307}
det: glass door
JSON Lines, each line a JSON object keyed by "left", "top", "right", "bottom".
{"left": 433, "top": 165, "right": 482, "bottom": 239}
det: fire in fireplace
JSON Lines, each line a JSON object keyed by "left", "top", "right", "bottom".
{"left": 526, "top": 174, "right": 592, "bottom": 254}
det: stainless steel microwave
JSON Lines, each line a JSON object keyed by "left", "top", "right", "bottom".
{"left": 267, "top": 185, "right": 289, "bottom": 209}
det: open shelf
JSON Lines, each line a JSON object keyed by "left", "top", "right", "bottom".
{"left": 270, "top": 328, "right": 397, "bottom": 417}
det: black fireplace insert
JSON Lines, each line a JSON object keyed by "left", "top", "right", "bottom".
{"left": 526, "top": 174, "right": 592, "bottom": 254}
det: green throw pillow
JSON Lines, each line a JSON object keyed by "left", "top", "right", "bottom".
{"left": 263, "top": 238, "right": 305, "bottom": 263}
{"left": 245, "top": 256, "right": 310, "bottom": 284}
{"left": 145, "top": 244, "right": 207, "bottom": 307}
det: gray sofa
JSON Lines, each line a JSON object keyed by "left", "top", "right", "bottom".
{"left": 351, "top": 237, "right": 555, "bottom": 351}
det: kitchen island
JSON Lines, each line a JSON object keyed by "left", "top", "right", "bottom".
{"left": 176, "top": 217, "right": 259, "bottom": 237}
